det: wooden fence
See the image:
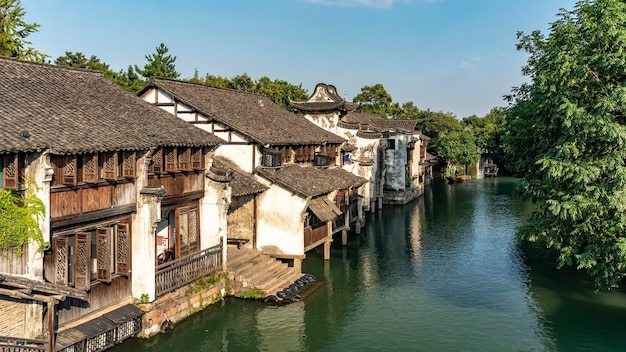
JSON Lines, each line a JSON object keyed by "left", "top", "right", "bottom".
{"left": 304, "top": 225, "right": 328, "bottom": 251}
{"left": 155, "top": 244, "right": 222, "bottom": 298}
{"left": 0, "top": 336, "right": 46, "bottom": 352}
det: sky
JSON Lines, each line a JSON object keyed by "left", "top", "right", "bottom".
{"left": 24, "top": 0, "right": 579, "bottom": 118}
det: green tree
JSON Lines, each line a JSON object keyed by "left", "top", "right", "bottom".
{"left": 134, "top": 43, "right": 180, "bottom": 83}
{"left": 54, "top": 51, "right": 120, "bottom": 81}
{"left": 0, "top": 0, "right": 46, "bottom": 60}
{"left": 504, "top": 0, "right": 626, "bottom": 288}
{"left": 255, "top": 76, "right": 308, "bottom": 111}
{"left": 0, "top": 179, "right": 47, "bottom": 258}
{"left": 353, "top": 84, "right": 395, "bottom": 118}
{"left": 438, "top": 130, "right": 479, "bottom": 173}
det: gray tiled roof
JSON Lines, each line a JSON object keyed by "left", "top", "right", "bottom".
{"left": 290, "top": 83, "right": 360, "bottom": 113}
{"left": 212, "top": 156, "right": 268, "bottom": 197}
{"left": 345, "top": 112, "right": 418, "bottom": 133}
{"left": 255, "top": 164, "right": 367, "bottom": 198}
{"left": 139, "top": 78, "right": 346, "bottom": 146}
{"left": 0, "top": 57, "right": 221, "bottom": 154}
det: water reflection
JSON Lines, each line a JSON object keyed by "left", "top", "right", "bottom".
{"left": 112, "top": 177, "right": 626, "bottom": 352}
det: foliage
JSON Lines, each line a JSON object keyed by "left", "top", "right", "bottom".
{"left": 233, "top": 287, "right": 264, "bottom": 299}
{"left": 188, "top": 72, "right": 308, "bottom": 111}
{"left": 135, "top": 43, "right": 180, "bottom": 80}
{"left": 352, "top": 83, "right": 398, "bottom": 118}
{"left": 140, "top": 293, "right": 150, "bottom": 303}
{"left": 503, "top": 0, "right": 626, "bottom": 288}
{"left": 0, "top": 0, "right": 46, "bottom": 60}
{"left": 437, "top": 130, "right": 479, "bottom": 170}
{"left": 0, "top": 179, "right": 47, "bottom": 257}
{"left": 54, "top": 51, "right": 121, "bottom": 81}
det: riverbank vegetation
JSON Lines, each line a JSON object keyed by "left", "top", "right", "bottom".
{"left": 504, "top": 0, "right": 626, "bottom": 289}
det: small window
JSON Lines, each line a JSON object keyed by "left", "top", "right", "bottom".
{"left": 82, "top": 153, "right": 98, "bottom": 183}
{"left": 2, "top": 154, "right": 19, "bottom": 190}
{"left": 178, "top": 148, "right": 191, "bottom": 171}
{"left": 314, "top": 152, "right": 330, "bottom": 167}
{"left": 388, "top": 139, "right": 396, "bottom": 150}
{"left": 164, "top": 148, "right": 177, "bottom": 172}
{"left": 191, "top": 147, "right": 203, "bottom": 169}
{"left": 261, "top": 149, "right": 282, "bottom": 168}
{"left": 122, "top": 151, "right": 136, "bottom": 178}
{"left": 102, "top": 152, "right": 118, "bottom": 180}
{"left": 151, "top": 148, "right": 163, "bottom": 174}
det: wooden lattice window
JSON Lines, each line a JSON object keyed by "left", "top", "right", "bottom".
{"left": 62, "top": 155, "right": 77, "bottom": 185}
{"left": 189, "top": 207, "right": 198, "bottom": 253}
{"left": 82, "top": 154, "right": 98, "bottom": 183}
{"left": 1, "top": 153, "right": 19, "bottom": 190}
{"left": 116, "top": 223, "right": 129, "bottom": 276}
{"left": 262, "top": 149, "right": 282, "bottom": 168}
{"left": 151, "top": 148, "right": 163, "bottom": 174}
{"left": 191, "top": 147, "right": 203, "bottom": 169}
{"left": 54, "top": 237, "right": 68, "bottom": 285}
{"left": 74, "top": 232, "right": 91, "bottom": 290}
{"left": 122, "top": 151, "right": 136, "bottom": 178}
{"left": 102, "top": 152, "right": 118, "bottom": 180}
{"left": 178, "top": 148, "right": 190, "bottom": 170}
{"left": 164, "top": 148, "right": 177, "bottom": 172}
{"left": 96, "top": 228, "right": 112, "bottom": 283}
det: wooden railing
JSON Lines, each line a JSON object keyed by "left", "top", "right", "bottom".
{"left": 304, "top": 225, "right": 328, "bottom": 250}
{"left": 0, "top": 336, "right": 47, "bottom": 352}
{"left": 155, "top": 244, "right": 222, "bottom": 298}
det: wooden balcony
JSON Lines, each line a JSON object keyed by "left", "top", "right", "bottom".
{"left": 155, "top": 244, "right": 222, "bottom": 298}
{"left": 332, "top": 213, "right": 346, "bottom": 233}
{"left": 304, "top": 224, "right": 329, "bottom": 252}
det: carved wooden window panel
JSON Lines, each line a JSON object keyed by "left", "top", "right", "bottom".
{"left": 82, "top": 153, "right": 98, "bottom": 183}
{"left": 164, "top": 148, "right": 177, "bottom": 172}
{"left": 96, "top": 228, "right": 112, "bottom": 283}
{"left": 188, "top": 207, "right": 198, "bottom": 253}
{"left": 74, "top": 232, "right": 91, "bottom": 290}
{"left": 1, "top": 153, "right": 19, "bottom": 190}
{"left": 60, "top": 155, "right": 77, "bottom": 185}
{"left": 178, "top": 147, "right": 190, "bottom": 170}
{"left": 191, "top": 147, "right": 203, "bottom": 169}
{"left": 102, "top": 152, "right": 118, "bottom": 180}
{"left": 151, "top": 148, "right": 163, "bottom": 174}
{"left": 122, "top": 151, "right": 136, "bottom": 178}
{"left": 54, "top": 237, "right": 68, "bottom": 286}
{"left": 115, "top": 223, "right": 129, "bottom": 276}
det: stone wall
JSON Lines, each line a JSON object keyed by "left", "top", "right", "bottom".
{"left": 137, "top": 278, "right": 226, "bottom": 339}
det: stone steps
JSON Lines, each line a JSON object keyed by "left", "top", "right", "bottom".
{"left": 227, "top": 248, "right": 303, "bottom": 297}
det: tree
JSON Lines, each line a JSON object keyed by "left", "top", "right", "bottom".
{"left": 353, "top": 84, "right": 396, "bottom": 118}
{"left": 438, "top": 130, "right": 479, "bottom": 173}
{"left": 135, "top": 43, "right": 180, "bottom": 80}
{"left": 504, "top": 0, "right": 626, "bottom": 288}
{"left": 54, "top": 51, "right": 120, "bottom": 81}
{"left": 0, "top": 0, "right": 46, "bottom": 60}
{"left": 0, "top": 179, "right": 47, "bottom": 259}
{"left": 255, "top": 76, "right": 308, "bottom": 111}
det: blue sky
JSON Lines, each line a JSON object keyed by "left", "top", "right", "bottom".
{"left": 25, "top": 0, "right": 578, "bottom": 118}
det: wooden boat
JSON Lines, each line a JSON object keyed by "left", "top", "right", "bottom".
{"left": 447, "top": 175, "right": 472, "bottom": 184}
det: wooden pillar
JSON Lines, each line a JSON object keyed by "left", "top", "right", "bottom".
{"left": 293, "top": 258, "right": 302, "bottom": 272}
{"left": 341, "top": 229, "right": 348, "bottom": 246}
{"left": 377, "top": 197, "right": 383, "bottom": 210}
{"left": 47, "top": 300, "right": 55, "bottom": 352}
{"left": 324, "top": 241, "right": 331, "bottom": 260}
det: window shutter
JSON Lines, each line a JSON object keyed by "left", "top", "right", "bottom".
{"left": 122, "top": 151, "right": 136, "bottom": 178}
{"left": 115, "top": 223, "right": 129, "bottom": 276}
{"left": 165, "top": 148, "right": 176, "bottom": 172}
{"left": 62, "top": 155, "right": 77, "bottom": 185}
{"left": 151, "top": 148, "right": 163, "bottom": 174}
{"left": 188, "top": 207, "right": 199, "bottom": 253}
{"left": 54, "top": 237, "right": 68, "bottom": 286}
{"left": 102, "top": 152, "right": 118, "bottom": 180}
{"left": 178, "top": 148, "right": 190, "bottom": 170}
{"left": 74, "top": 232, "right": 91, "bottom": 290}
{"left": 3, "top": 154, "right": 19, "bottom": 190}
{"left": 96, "top": 228, "right": 112, "bottom": 283}
{"left": 191, "top": 148, "right": 203, "bottom": 169}
{"left": 82, "top": 154, "right": 98, "bottom": 183}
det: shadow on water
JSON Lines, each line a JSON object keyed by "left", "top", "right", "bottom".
{"left": 112, "top": 177, "right": 626, "bottom": 352}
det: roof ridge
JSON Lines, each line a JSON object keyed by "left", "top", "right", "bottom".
{"left": 149, "top": 77, "right": 272, "bottom": 100}
{"left": 0, "top": 56, "right": 105, "bottom": 76}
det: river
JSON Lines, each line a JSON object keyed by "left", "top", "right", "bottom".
{"left": 112, "top": 177, "right": 626, "bottom": 352}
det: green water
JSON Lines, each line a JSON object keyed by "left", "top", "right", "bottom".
{"left": 113, "top": 177, "right": 626, "bottom": 352}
